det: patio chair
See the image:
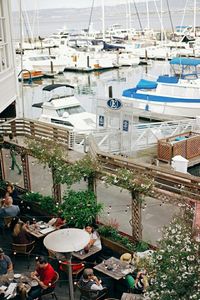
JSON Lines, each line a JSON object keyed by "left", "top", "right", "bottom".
{"left": 12, "top": 240, "right": 35, "bottom": 269}
{"left": 76, "top": 282, "right": 108, "bottom": 300}
{"left": 60, "top": 261, "right": 85, "bottom": 283}
{"left": 40, "top": 271, "right": 59, "bottom": 300}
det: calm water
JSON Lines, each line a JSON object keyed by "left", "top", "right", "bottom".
{"left": 21, "top": 60, "right": 170, "bottom": 119}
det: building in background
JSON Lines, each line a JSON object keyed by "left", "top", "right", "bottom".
{"left": 0, "top": 0, "right": 18, "bottom": 118}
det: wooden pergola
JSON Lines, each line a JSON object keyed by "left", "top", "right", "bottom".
{"left": 1, "top": 118, "right": 200, "bottom": 241}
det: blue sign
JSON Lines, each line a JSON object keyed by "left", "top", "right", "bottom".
{"left": 107, "top": 98, "right": 122, "bottom": 110}
{"left": 99, "top": 115, "right": 105, "bottom": 127}
{"left": 123, "top": 120, "right": 129, "bottom": 132}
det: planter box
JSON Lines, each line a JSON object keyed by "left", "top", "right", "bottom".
{"left": 101, "top": 236, "right": 134, "bottom": 256}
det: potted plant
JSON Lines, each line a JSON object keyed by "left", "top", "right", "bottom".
{"left": 98, "top": 221, "right": 150, "bottom": 256}
{"left": 61, "top": 189, "right": 103, "bottom": 228}
{"left": 21, "top": 192, "right": 59, "bottom": 218}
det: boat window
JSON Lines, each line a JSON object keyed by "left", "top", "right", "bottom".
{"left": 51, "top": 118, "right": 73, "bottom": 127}
{"left": 56, "top": 105, "right": 85, "bottom": 117}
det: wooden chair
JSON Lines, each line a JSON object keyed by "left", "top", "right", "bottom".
{"left": 12, "top": 240, "right": 35, "bottom": 269}
{"left": 76, "top": 282, "right": 108, "bottom": 300}
{"left": 40, "top": 271, "right": 59, "bottom": 300}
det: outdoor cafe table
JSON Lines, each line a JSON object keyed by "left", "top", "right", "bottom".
{"left": 94, "top": 256, "right": 135, "bottom": 280}
{"left": 28, "top": 221, "right": 56, "bottom": 238}
{"left": 0, "top": 272, "right": 33, "bottom": 299}
{"left": 72, "top": 245, "right": 100, "bottom": 260}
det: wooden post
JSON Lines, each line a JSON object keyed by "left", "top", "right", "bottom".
{"left": 88, "top": 174, "right": 96, "bottom": 193}
{"left": 131, "top": 190, "right": 142, "bottom": 241}
{"left": 21, "top": 153, "right": 31, "bottom": 191}
{"left": 52, "top": 167, "right": 61, "bottom": 203}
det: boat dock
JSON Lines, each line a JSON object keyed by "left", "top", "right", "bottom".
{"left": 131, "top": 107, "right": 189, "bottom": 122}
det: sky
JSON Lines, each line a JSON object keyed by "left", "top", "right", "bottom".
{"left": 11, "top": 0, "right": 155, "bottom": 11}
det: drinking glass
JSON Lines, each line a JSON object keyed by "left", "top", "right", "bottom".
{"left": 7, "top": 272, "right": 14, "bottom": 282}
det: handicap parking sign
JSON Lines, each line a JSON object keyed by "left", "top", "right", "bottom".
{"left": 123, "top": 120, "right": 129, "bottom": 132}
{"left": 99, "top": 115, "right": 105, "bottom": 127}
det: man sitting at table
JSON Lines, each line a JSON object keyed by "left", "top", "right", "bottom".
{"left": 1, "top": 196, "right": 20, "bottom": 217}
{"left": 27, "top": 256, "right": 57, "bottom": 300}
{"left": 79, "top": 268, "right": 104, "bottom": 291}
{"left": 0, "top": 248, "right": 13, "bottom": 275}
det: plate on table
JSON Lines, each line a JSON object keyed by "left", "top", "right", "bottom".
{"left": 39, "top": 225, "right": 46, "bottom": 229}
{"left": 14, "top": 274, "right": 21, "bottom": 279}
{"left": 30, "top": 280, "right": 38, "bottom": 287}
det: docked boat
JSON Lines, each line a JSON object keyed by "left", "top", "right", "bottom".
{"left": 22, "top": 52, "right": 66, "bottom": 74}
{"left": 122, "top": 57, "right": 200, "bottom": 117}
{"left": 37, "top": 84, "right": 96, "bottom": 132}
{"left": 18, "top": 70, "right": 44, "bottom": 82}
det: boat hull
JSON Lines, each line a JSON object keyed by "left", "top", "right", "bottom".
{"left": 122, "top": 96, "right": 200, "bottom": 117}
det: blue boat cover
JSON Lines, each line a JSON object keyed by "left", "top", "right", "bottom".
{"left": 170, "top": 57, "right": 200, "bottom": 66}
{"left": 136, "top": 79, "right": 157, "bottom": 90}
{"left": 157, "top": 75, "right": 179, "bottom": 84}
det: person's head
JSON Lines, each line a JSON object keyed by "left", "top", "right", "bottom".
{"left": 36, "top": 256, "right": 48, "bottom": 269}
{"left": 84, "top": 225, "right": 94, "bottom": 234}
{"left": 0, "top": 248, "right": 4, "bottom": 259}
{"left": 7, "top": 183, "right": 14, "bottom": 194}
{"left": 82, "top": 268, "right": 94, "bottom": 280}
{"left": 120, "top": 253, "right": 132, "bottom": 263}
{"left": 6, "top": 196, "right": 13, "bottom": 207}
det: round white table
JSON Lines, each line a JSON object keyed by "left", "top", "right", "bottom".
{"left": 44, "top": 228, "right": 90, "bottom": 300}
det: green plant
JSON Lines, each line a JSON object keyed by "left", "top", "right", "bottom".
{"left": 146, "top": 205, "right": 200, "bottom": 300}
{"left": 135, "top": 240, "right": 149, "bottom": 252}
{"left": 61, "top": 190, "right": 103, "bottom": 228}
{"left": 98, "top": 225, "right": 136, "bottom": 252}
{"left": 22, "top": 192, "right": 59, "bottom": 215}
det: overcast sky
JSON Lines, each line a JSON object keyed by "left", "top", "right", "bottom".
{"left": 11, "top": 0, "right": 154, "bottom": 11}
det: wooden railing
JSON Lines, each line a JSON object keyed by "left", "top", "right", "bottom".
{"left": 89, "top": 135, "right": 200, "bottom": 200}
{"left": 0, "top": 118, "right": 75, "bottom": 149}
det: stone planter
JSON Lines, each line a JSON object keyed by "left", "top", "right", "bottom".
{"left": 101, "top": 236, "right": 134, "bottom": 256}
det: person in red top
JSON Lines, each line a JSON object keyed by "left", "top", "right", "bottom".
{"left": 27, "top": 256, "right": 57, "bottom": 300}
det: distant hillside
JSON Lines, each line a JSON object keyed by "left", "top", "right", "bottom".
{"left": 11, "top": 1, "right": 199, "bottom": 39}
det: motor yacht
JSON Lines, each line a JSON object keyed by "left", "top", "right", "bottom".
{"left": 122, "top": 57, "right": 200, "bottom": 117}
{"left": 37, "top": 84, "right": 96, "bottom": 133}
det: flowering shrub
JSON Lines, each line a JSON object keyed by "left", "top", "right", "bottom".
{"left": 104, "top": 168, "right": 153, "bottom": 202}
{"left": 146, "top": 205, "right": 200, "bottom": 300}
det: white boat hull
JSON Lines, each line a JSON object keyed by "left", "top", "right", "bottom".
{"left": 122, "top": 96, "right": 200, "bottom": 117}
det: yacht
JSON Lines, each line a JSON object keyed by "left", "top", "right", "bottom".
{"left": 37, "top": 84, "right": 96, "bottom": 132}
{"left": 22, "top": 52, "right": 66, "bottom": 74}
{"left": 122, "top": 57, "right": 200, "bottom": 117}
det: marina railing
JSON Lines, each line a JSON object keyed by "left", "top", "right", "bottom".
{"left": 0, "top": 118, "right": 75, "bottom": 149}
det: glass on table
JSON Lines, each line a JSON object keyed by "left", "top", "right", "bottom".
{"left": 7, "top": 272, "right": 14, "bottom": 282}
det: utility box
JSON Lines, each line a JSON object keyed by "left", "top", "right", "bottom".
{"left": 171, "top": 155, "right": 188, "bottom": 174}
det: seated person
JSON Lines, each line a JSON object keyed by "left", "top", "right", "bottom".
{"left": 84, "top": 224, "right": 102, "bottom": 251}
{"left": 2, "top": 196, "right": 20, "bottom": 217}
{"left": 78, "top": 268, "right": 104, "bottom": 291}
{"left": 48, "top": 215, "right": 66, "bottom": 229}
{"left": 0, "top": 248, "right": 13, "bottom": 275}
{"left": 27, "top": 256, "right": 57, "bottom": 300}
{"left": 5, "top": 183, "right": 19, "bottom": 203}
{"left": 10, "top": 217, "right": 33, "bottom": 244}
{"left": 120, "top": 253, "right": 132, "bottom": 264}
{"left": 134, "top": 269, "right": 149, "bottom": 294}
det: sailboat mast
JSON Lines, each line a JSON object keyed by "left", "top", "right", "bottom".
{"left": 194, "top": 0, "right": 196, "bottom": 37}
{"left": 101, "top": 0, "right": 105, "bottom": 40}
{"left": 146, "top": 0, "right": 150, "bottom": 29}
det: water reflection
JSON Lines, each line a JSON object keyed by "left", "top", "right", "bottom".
{"left": 21, "top": 60, "right": 169, "bottom": 119}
